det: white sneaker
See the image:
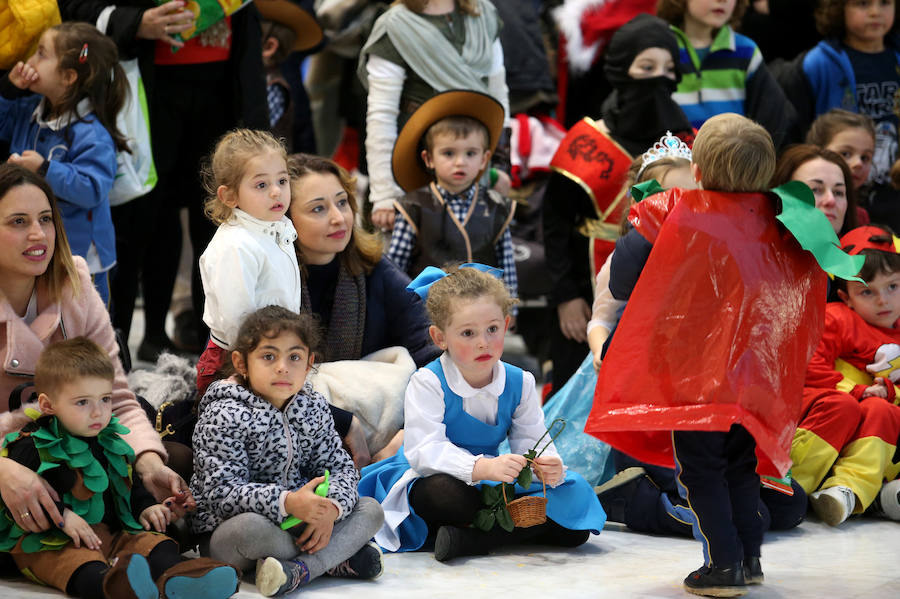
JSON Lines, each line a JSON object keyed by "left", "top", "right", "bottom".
{"left": 810, "top": 485, "right": 856, "bottom": 526}
{"left": 871, "top": 479, "right": 900, "bottom": 521}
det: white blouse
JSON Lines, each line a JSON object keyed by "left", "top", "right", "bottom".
{"left": 199, "top": 209, "right": 302, "bottom": 349}
{"left": 404, "top": 354, "right": 561, "bottom": 485}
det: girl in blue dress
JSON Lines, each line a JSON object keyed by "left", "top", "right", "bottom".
{"left": 358, "top": 264, "right": 605, "bottom": 562}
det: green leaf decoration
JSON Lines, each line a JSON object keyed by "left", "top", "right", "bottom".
{"left": 47, "top": 444, "right": 68, "bottom": 461}
{"left": 105, "top": 453, "right": 128, "bottom": 477}
{"left": 630, "top": 179, "right": 666, "bottom": 203}
{"left": 473, "top": 509, "right": 496, "bottom": 532}
{"left": 4, "top": 431, "right": 21, "bottom": 445}
{"left": 481, "top": 484, "right": 501, "bottom": 506}
{"left": 68, "top": 451, "right": 94, "bottom": 469}
{"left": 516, "top": 467, "right": 532, "bottom": 490}
{"left": 771, "top": 181, "right": 865, "bottom": 282}
{"left": 83, "top": 495, "right": 104, "bottom": 523}
{"left": 21, "top": 533, "right": 44, "bottom": 553}
{"left": 32, "top": 428, "right": 57, "bottom": 443}
{"left": 0, "top": 538, "right": 17, "bottom": 551}
{"left": 40, "top": 532, "right": 70, "bottom": 547}
{"left": 496, "top": 507, "right": 514, "bottom": 532}
{"left": 110, "top": 470, "right": 130, "bottom": 496}
{"left": 36, "top": 461, "right": 60, "bottom": 475}
{"left": 61, "top": 435, "right": 88, "bottom": 456}
{"left": 81, "top": 461, "right": 109, "bottom": 493}
{"left": 69, "top": 496, "right": 91, "bottom": 517}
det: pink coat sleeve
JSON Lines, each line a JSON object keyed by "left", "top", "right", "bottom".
{"left": 69, "top": 259, "right": 167, "bottom": 461}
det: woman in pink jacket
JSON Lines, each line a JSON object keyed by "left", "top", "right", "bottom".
{"left": 0, "top": 164, "right": 189, "bottom": 536}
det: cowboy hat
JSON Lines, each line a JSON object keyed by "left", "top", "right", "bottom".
{"left": 392, "top": 90, "right": 505, "bottom": 192}
{"left": 254, "top": 0, "right": 324, "bottom": 52}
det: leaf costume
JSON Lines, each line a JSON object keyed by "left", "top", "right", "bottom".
{"left": 0, "top": 415, "right": 144, "bottom": 553}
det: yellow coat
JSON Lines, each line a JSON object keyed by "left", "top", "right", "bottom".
{"left": 0, "top": 0, "right": 60, "bottom": 70}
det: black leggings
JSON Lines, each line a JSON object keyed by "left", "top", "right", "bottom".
{"left": 408, "top": 473, "right": 589, "bottom": 548}
{"left": 66, "top": 540, "right": 183, "bottom": 599}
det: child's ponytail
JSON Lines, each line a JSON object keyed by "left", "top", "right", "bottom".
{"left": 51, "top": 22, "right": 130, "bottom": 154}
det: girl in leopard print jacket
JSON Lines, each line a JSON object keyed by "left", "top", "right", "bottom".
{"left": 189, "top": 306, "right": 384, "bottom": 596}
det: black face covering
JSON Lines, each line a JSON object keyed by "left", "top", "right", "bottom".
{"left": 600, "top": 76, "right": 693, "bottom": 156}
{"left": 599, "top": 14, "right": 693, "bottom": 155}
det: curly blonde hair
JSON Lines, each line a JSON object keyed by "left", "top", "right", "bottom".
{"left": 202, "top": 129, "right": 288, "bottom": 225}
{"left": 426, "top": 265, "right": 516, "bottom": 330}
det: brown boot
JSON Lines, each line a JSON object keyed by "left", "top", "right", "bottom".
{"left": 102, "top": 554, "right": 159, "bottom": 599}
{"left": 156, "top": 557, "right": 240, "bottom": 599}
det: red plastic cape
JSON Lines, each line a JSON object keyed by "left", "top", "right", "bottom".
{"left": 585, "top": 188, "right": 826, "bottom": 477}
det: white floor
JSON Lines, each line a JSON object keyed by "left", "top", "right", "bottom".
{"left": 1, "top": 517, "right": 897, "bottom": 598}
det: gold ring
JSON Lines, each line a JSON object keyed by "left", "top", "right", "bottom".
{"left": 20, "top": 512, "right": 30, "bottom": 519}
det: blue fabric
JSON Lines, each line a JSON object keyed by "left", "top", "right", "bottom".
{"left": 801, "top": 39, "right": 861, "bottom": 117}
{"left": 359, "top": 358, "right": 606, "bottom": 552}
{"left": 0, "top": 95, "right": 117, "bottom": 270}
{"left": 541, "top": 354, "right": 614, "bottom": 487}
{"left": 361, "top": 257, "right": 440, "bottom": 368}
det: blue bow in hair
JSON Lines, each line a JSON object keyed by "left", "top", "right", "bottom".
{"left": 406, "top": 263, "right": 504, "bottom": 299}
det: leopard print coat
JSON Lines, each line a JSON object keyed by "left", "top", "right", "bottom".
{"left": 190, "top": 378, "right": 359, "bottom": 534}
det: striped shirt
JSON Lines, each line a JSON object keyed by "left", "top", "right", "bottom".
{"left": 670, "top": 24, "right": 763, "bottom": 130}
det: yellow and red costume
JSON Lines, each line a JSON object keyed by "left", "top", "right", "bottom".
{"left": 793, "top": 302, "right": 900, "bottom": 510}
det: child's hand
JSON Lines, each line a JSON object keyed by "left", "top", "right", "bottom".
{"left": 7, "top": 150, "right": 45, "bottom": 173}
{"left": 531, "top": 456, "right": 563, "bottom": 487}
{"left": 285, "top": 476, "right": 333, "bottom": 523}
{"left": 371, "top": 207, "right": 396, "bottom": 231}
{"left": 294, "top": 503, "right": 339, "bottom": 554}
{"left": 862, "top": 377, "right": 889, "bottom": 399}
{"left": 140, "top": 504, "right": 175, "bottom": 532}
{"left": 472, "top": 454, "right": 527, "bottom": 483}
{"left": 61, "top": 509, "right": 101, "bottom": 550}
{"left": 8, "top": 62, "right": 38, "bottom": 90}
{"left": 161, "top": 489, "right": 196, "bottom": 518}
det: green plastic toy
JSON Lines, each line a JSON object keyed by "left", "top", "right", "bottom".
{"left": 280, "top": 470, "right": 330, "bottom": 530}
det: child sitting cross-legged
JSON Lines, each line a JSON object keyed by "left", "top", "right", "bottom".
{"left": 190, "top": 306, "right": 384, "bottom": 597}
{"left": 386, "top": 90, "right": 518, "bottom": 315}
{"left": 359, "top": 265, "right": 605, "bottom": 561}
{"left": 0, "top": 337, "right": 239, "bottom": 599}
{"left": 794, "top": 224, "right": 900, "bottom": 526}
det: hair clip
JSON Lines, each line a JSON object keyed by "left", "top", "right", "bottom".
{"left": 636, "top": 131, "right": 692, "bottom": 179}
{"left": 78, "top": 43, "right": 88, "bottom": 63}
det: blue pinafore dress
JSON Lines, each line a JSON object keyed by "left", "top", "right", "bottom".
{"left": 358, "top": 358, "right": 606, "bottom": 552}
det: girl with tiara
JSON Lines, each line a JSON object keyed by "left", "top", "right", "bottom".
{"left": 543, "top": 13, "right": 693, "bottom": 397}
{"left": 358, "top": 265, "right": 605, "bottom": 562}
{"left": 543, "top": 131, "right": 696, "bottom": 486}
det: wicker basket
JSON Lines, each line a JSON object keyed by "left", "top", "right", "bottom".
{"left": 502, "top": 469, "right": 547, "bottom": 528}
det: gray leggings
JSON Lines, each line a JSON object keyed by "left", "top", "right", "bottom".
{"left": 202, "top": 497, "right": 383, "bottom": 581}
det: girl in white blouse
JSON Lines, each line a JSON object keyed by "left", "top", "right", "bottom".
{"left": 358, "top": 264, "right": 605, "bottom": 561}
{"left": 195, "top": 129, "right": 301, "bottom": 397}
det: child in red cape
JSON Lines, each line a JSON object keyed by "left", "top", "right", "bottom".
{"left": 586, "top": 113, "right": 861, "bottom": 597}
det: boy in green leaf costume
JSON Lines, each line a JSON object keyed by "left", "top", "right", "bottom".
{"left": 0, "top": 337, "right": 239, "bottom": 599}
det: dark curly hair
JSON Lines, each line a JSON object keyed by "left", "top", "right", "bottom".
{"left": 225, "top": 306, "right": 321, "bottom": 386}
{"left": 815, "top": 0, "right": 900, "bottom": 39}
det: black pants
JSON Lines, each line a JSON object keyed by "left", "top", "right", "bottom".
{"left": 123, "top": 63, "right": 229, "bottom": 348}
{"left": 672, "top": 426, "right": 763, "bottom": 567}
{"left": 407, "top": 473, "right": 588, "bottom": 550}
{"left": 612, "top": 450, "right": 807, "bottom": 537}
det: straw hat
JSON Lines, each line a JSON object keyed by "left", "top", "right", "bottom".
{"left": 254, "top": 0, "right": 324, "bottom": 52}
{"left": 392, "top": 90, "right": 505, "bottom": 192}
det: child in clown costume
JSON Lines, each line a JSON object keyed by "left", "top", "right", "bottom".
{"left": 794, "top": 224, "right": 900, "bottom": 527}
{"left": 0, "top": 338, "right": 239, "bottom": 599}
{"left": 586, "top": 113, "right": 862, "bottom": 597}
{"left": 359, "top": 265, "right": 605, "bottom": 562}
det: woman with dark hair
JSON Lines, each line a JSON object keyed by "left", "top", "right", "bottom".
{"left": 771, "top": 144, "right": 859, "bottom": 236}
{"left": 0, "top": 164, "right": 190, "bottom": 539}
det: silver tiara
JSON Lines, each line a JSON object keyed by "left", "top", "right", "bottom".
{"left": 637, "top": 131, "right": 692, "bottom": 177}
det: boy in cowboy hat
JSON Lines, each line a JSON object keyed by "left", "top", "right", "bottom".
{"left": 386, "top": 89, "right": 518, "bottom": 310}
